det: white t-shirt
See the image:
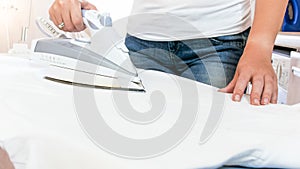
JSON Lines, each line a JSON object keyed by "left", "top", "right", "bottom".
{"left": 127, "top": 0, "right": 252, "bottom": 41}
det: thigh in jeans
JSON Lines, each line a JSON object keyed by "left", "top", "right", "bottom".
{"left": 180, "top": 55, "right": 228, "bottom": 88}
{"left": 180, "top": 28, "right": 250, "bottom": 88}
{"left": 125, "top": 35, "right": 176, "bottom": 74}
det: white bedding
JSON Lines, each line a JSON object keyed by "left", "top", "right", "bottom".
{"left": 0, "top": 55, "right": 300, "bottom": 169}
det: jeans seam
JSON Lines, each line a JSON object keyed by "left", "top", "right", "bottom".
{"left": 168, "top": 42, "right": 178, "bottom": 65}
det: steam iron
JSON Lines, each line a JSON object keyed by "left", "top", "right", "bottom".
{"left": 32, "top": 10, "right": 145, "bottom": 91}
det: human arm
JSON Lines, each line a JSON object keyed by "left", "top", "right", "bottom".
{"left": 0, "top": 147, "right": 14, "bottom": 169}
{"left": 220, "top": 0, "right": 288, "bottom": 105}
{"left": 49, "top": 0, "right": 97, "bottom": 32}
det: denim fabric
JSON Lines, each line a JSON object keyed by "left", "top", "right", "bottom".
{"left": 125, "top": 28, "right": 250, "bottom": 88}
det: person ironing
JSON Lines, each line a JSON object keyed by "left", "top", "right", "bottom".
{"left": 49, "top": 0, "right": 288, "bottom": 106}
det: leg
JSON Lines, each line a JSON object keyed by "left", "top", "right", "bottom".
{"left": 180, "top": 53, "right": 229, "bottom": 88}
{"left": 125, "top": 35, "right": 176, "bottom": 74}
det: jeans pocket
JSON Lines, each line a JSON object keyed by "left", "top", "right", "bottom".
{"left": 209, "top": 37, "right": 224, "bottom": 46}
{"left": 209, "top": 28, "right": 250, "bottom": 49}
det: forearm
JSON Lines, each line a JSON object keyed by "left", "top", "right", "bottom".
{"left": 246, "top": 0, "right": 288, "bottom": 57}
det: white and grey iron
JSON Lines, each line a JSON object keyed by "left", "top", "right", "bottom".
{"left": 32, "top": 10, "right": 145, "bottom": 91}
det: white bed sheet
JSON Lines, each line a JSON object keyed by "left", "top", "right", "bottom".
{"left": 0, "top": 55, "right": 300, "bottom": 169}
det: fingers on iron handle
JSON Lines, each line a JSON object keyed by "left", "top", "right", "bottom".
{"left": 250, "top": 76, "right": 265, "bottom": 105}
{"left": 70, "top": 3, "right": 85, "bottom": 31}
{"left": 81, "top": 1, "right": 97, "bottom": 10}
{"left": 50, "top": 1, "right": 66, "bottom": 27}
{"left": 49, "top": 7, "right": 59, "bottom": 26}
{"left": 61, "top": 9, "right": 76, "bottom": 32}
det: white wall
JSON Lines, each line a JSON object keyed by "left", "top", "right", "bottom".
{"left": 0, "top": 0, "right": 33, "bottom": 52}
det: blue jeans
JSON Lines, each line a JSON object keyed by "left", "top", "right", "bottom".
{"left": 125, "top": 28, "right": 250, "bottom": 88}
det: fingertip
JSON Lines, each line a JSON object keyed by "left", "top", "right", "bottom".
{"left": 73, "top": 20, "right": 85, "bottom": 31}
{"left": 261, "top": 97, "right": 270, "bottom": 105}
{"left": 232, "top": 94, "right": 241, "bottom": 102}
{"left": 251, "top": 98, "right": 260, "bottom": 106}
{"left": 271, "top": 97, "right": 278, "bottom": 104}
{"left": 76, "top": 25, "right": 86, "bottom": 32}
